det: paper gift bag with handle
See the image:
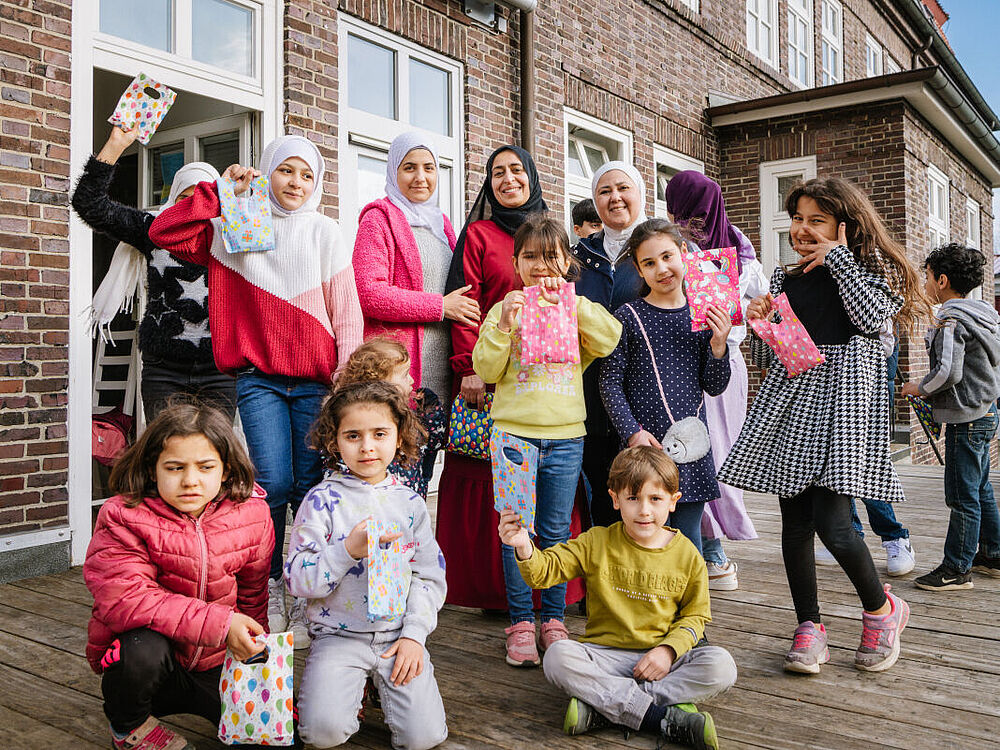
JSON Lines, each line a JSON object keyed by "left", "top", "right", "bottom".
{"left": 748, "top": 292, "right": 826, "bottom": 377}
{"left": 683, "top": 246, "right": 743, "bottom": 332}
{"left": 490, "top": 429, "right": 539, "bottom": 534}
{"left": 108, "top": 73, "right": 177, "bottom": 145}
{"left": 367, "top": 518, "right": 409, "bottom": 622}
{"left": 217, "top": 175, "right": 275, "bottom": 253}
{"left": 519, "top": 282, "right": 580, "bottom": 368}
{"left": 218, "top": 631, "right": 295, "bottom": 746}
{"left": 445, "top": 392, "right": 493, "bottom": 460}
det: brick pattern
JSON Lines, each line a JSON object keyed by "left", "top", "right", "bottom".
{"left": 0, "top": 0, "right": 72, "bottom": 534}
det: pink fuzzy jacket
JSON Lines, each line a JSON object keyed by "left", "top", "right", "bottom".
{"left": 83, "top": 490, "right": 273, "bottom": 674}
{"left": 353, "top": 197, "right": 457, "bottom": 389}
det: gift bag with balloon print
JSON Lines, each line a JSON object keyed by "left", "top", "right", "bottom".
{"left": 218, "top": 631, "right": 295, "bottom": 746}
{"left": 217, "top": 175, "right": 275, "bottom": 254}
{"left": 367, "top": 519, "right": 409, "bottom": 622}
{"left": 748, "top": 292, "right": 826, "bottom": 377}
{"left": 682, "top": 246, "right": 743, "bottom": 332}
{"left": 519, "top": 282, "right": 581, "bottom": 368}
{"left": 445, "top": 392, "right": 493, "bottom": 460}
{"left": 490, "top": 429, "right": 539, "bottom": 533}
{"left": 107, "top": 73, "right": 177, "bottom": 145}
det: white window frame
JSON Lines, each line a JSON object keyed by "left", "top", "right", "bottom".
{"left": 787, "top": 0, "right": 814, "bottom": 88}
{"left": 652, "top": 145, "right": 705, "bottom": 219}
{"left": 678, "top": 0, "right": 699, "bottom": 11}
{"left": 865, "top": 33, "right": 883, "bottom": 77}
{"left": 927, "top": 164, "right": 950, "bottom": 250}
{"left": 885, "top": 54, "right": 901, "bottom": 74}
{"left": 966, "top": 197, "right": 983, "bottom": 299}
{"left": 563, "top": 109, "right": 633, "bottom": 232}
{"left": 820, "top": 0, "right": 843, "bottom": 86}
{"left": 759, "top": 156, "right": 817, "bottom": 275}
{"left": 746, "top": 0, "right": 779, "bottom": 70}
{"left": 337, "top": 15, "right": 464, "bottom": 244}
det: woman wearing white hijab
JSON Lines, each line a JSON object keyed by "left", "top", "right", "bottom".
{"left": 71, "top": 124, "right": 230, "bottom": 421}
{"left": 353, "top": 131, "right": 479, "bottom": 402}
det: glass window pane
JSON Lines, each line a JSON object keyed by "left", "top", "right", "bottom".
{"left": 656, "top": 164, "right": 676, "bottom": 202}
{"left": 148, "top": 141, "right": 185, "bottom": 207}
{"left": 777, "top": 174, "right": 802, "bottom": 203}
{"left": 357, "top": 153, "right": 388, "bottom": 221}
{"left": 438, "top": 164, "right": 452, "bottom": 224}
{"left": 100, "top": 0, "right": 172, "bottom": 51}
{"left": 584, "top": 144, "right": 606, "bottom": 173}
{"left": 348, "top": 35, "right": 396, "bottom": 120}
{"left": 199, "top": 130, "right": 240, "bottom": 175}
{"left": 567, "top": 139, "right": 586, "bottom": 178}
{"left": 409, "top": 59, "right": 450, "bottom": 135}
{"left": 778, "top": 230, "right": 797, "bottom": 267}
{"left": 192, "top": 0, "right": 253, "bottom": 76}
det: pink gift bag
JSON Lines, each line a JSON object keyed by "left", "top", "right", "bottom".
{"left": 108, "top": 73, "right": 177, "bottom": 145}
{"left": 490, "top": 429, "right": 539, "bottom": 534}
{"left": 748, "top": 293, "right": 825, "bottom": 377}
{"left": 366, "top": 519, "right": 408, "bottom": 622}
{"left": 519, "top": 282, "right": 580, "bottom": 369}
{"left": 683, "top": 246, "right": 743, "bottom": 332}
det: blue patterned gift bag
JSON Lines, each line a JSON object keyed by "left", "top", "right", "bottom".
{"left": 217, "top": 175, "right": 275, "bottom": 253}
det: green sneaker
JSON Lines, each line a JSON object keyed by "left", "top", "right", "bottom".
{"left": 563, "top": 697, "right": 614, "bottom": 735}
{"left": 659, "top": 704, "right": 718, "bottom": 750}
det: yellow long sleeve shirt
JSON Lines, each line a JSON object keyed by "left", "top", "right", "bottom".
{"left": 517, "top": 523, "right": 711, "bottom": 658}
{"left": 472, "top": 293, "right": 622, "bottom": 439}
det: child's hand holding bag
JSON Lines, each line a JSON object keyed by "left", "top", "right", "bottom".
{"left": 217, "top": 165, "right": 275, "bottom": 254}
{"left": 218, "top": 631, "right": 295, "bottom": 746}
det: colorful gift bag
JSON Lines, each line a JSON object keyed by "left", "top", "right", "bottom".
{"left": 748, "top": 293, "right": 826, "bottom": 377}
{"left": 490, "top": 429, "right": 539, "bottom": 534}
{"left": 218, "top": 632, "right": 295, "bottom": 746}
{"left": 682, "top": 246, "right": 743, "bottom": 332}
{"left": 367, "top": 519, "right": 408, "bottom": 622}
{"left": 906, "top": 394, "right": 942, "bottom": 440}
{"left": 217, "top": 176, "right": 275, "bottom": 253}
{"left": 108, "top": 73, "right": 177, "bottom": 145}
{"left": 519, "top": 282, "right": 581, "bottom": 368}
{"left": 445, "top": 392, "right": 493, "bottom": 460}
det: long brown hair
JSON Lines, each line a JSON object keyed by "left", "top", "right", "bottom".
{"left": 109, "top": 399, "right": 256, "bottom": 506}
{"left": 784, "top": 177, "right": 931, "bottom": 334}
{"left": 624, "top": 218, "right": 693, "bottom": 296}
{"left": 335, "top": 336, "right": 409, "bottom": 388}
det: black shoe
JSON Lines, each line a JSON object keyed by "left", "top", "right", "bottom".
{"left": 658, "top": 704, "right": 718, "bottom": 750}
{"left": 971, "top": 551, "right": 1000, "bottom": 578}
{"left": 914, "top": 563, "right": 973, "bottom": 591}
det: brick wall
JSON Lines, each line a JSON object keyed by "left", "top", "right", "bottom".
{"left": 0, "top": 0, "right": 72, "bottom": 534}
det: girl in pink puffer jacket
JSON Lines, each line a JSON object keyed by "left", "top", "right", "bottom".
{"left": 84, "top": 401, "right": 274, "bottom": 750}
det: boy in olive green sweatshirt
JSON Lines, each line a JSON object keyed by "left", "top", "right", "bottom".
{"left": 498, "top": 446, "right": 737, "bottom": 750}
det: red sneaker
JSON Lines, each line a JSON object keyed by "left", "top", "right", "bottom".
{"left": 111, "top": 717, "right": 194, "bottom": 750}
{"left": 539, "top": 619, "right": 570, "bottom": 652}
{"left": 504, "top": 621, "right": 540, "bottom": 667}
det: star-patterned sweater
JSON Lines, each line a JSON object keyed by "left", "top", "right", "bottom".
{"left": 284, "top": 472, "right": 446, "bottom": 645}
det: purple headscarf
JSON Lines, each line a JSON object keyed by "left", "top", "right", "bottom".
{"left": 663, "top": 171, "right": 755, "bottom": 270}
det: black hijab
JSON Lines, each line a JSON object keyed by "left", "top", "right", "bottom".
{"left": 445, "top": 145, "right": 548, "bottom": 292}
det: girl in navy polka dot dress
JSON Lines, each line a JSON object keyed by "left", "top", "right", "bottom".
{"left": 599, "top": 219, "right": 732, "bottom": 553}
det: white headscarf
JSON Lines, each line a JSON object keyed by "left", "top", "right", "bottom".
{"left": 591, "top": 160, "right": 648, "bottom": 263}
{"left": 258, "top": 135, "right": 325, "bottom": 217}
{"left": 166, "top": 162, "right": 220, "bottom": 208}
{"left": 384, "top": 131, "right": 448, "bottom": 245}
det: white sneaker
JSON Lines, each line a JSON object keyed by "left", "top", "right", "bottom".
{"left": 267, "top": 576, "right": 287, "bottom": 633}
{"left": 287, "top": 597, "right": 311, "bottom": 650}
{"left": 883, "top": 538, "right": 915, "bottom": 576}
{"left": 815, "top": 543, "right": 838, "bottom": 566}
{"left": 706, "top": 560, "right": 739, "bottom": 590}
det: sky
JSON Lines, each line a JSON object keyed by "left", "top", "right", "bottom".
{"left": 938, "top": 0, "right": 1000, "bottom": 250}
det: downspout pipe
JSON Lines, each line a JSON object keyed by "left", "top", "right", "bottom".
{"left": 520, "top": 9, "right": 536, "bottom": 153}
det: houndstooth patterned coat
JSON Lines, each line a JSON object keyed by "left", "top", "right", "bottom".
{"left": 717, "top": 245, "right": 905, "bottom": 502}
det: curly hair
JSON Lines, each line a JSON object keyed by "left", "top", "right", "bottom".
{"left": 310, "top": 381, "right": 425, "bottom": 469}
{"left": 924, "top": 242, "right": 986, "bottom": 296}
{"left": 109, "top": 398, "right": 256, "bottom": 506}
{"left": 335, "top": 336, "right": 409, "bottom": 388}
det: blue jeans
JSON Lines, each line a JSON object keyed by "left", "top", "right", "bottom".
{"left": 501, "top": 436, "right": 584, "bottom": 624}
{"left": 849, "top": 498, "right": 909, "bottom": 542}
{"left": 670, "top": 501, "right": 706, "bottom": 555}
{"left": 236, "top": 369, "right": 328, "bottom": 579}
{"left": 943, "top": 406, "right": 1000, "bottom": 572}
{"left": 702, "top": 537, "right": 726, "bottom": 565}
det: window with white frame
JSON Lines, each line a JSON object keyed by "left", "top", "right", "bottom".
{"left": 678, "top": 0, "right": 699, "bottom": 11}
{"left": 820, "top": 0, "right": 843, "bottom": 85}
{"left": 564, "top": 109, "right": 633, "bottom": 231}
{"left": 966, "top": 197, "right": 981, "bottom": 249}
{"left": 747, "top": 0, "right": 779, "bottom": 69}
{"left": 927, "top": 164, "right": 950, "bottom": 250}
{"left": 652, "top": 145, "right": 704, "bottom": 219}
{"left": 865, "top": 33, "right": 883, "bottom": 77}
{"left": 759, "top": 156, "right": 817, "bottom": 274}
{"left": 337, "top": 16, "right": 464, "bottom": 244}
{"left": 787, "top": 0, "right": 814, "bottom": 88}
{"left": 885, "top": 54, "right": 901, "bottom": 74}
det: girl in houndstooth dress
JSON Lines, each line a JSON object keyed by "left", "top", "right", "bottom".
{"left": 718, "top": 177, "right": 930, "bottom": 676}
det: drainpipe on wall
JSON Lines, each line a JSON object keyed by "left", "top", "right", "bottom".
{"left": 911, "top": 34, "right": 933, "bottom": 70}
{"left": 520, "top": 9, "right": 536, "bottom": 153}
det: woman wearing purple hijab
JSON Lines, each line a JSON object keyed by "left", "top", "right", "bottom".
{"left": 664, "top": 171, "right": 767, "bottom": 591}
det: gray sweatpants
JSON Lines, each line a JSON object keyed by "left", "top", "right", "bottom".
{"left": 297, "top": 629, "right": 448, "bottom": 750}
{"left": 542, "top": 639, "right": 738, "bottom": 730}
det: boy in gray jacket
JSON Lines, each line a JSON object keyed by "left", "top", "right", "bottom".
{"left": 902, "top": 243, "right": 1000, "bottom": 590}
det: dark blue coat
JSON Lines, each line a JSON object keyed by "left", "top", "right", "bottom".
{"left": 571, "top": 231, "right": 644, "bottom": 313}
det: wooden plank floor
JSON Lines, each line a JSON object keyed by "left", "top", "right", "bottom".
{"left": 2, "top": 464, "right": 999, "bottom": 749}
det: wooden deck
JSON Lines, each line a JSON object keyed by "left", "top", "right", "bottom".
{"left": 2, "top": 464, "right": 999, "bottom": 749}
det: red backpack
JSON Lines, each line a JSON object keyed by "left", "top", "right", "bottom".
{"left": 92, "top": 406, "right": 133, "bottom": 467}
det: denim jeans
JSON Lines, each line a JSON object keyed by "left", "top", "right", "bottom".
{"left": 236, "top": 369, "right": 328, "bottom": 579}
{"left": 943, "top": 406, "right": 1000, "bottom": 573}
{"left": 849, "top": 498, "right": 909, "bottom": 542}
{"left": 702, "top": 537, "right": 726, "bottom": 565}
{"left": 670, "top": 501, "right": 706, "bottom": 555}
{"left": 502, "top": 436, "right": 584, "bottom": 624}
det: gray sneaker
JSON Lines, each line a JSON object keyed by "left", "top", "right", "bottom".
{"left": 783, "top": 621, "right": 830, "bottom": 674}
{"left": 855, "top": 584, "right": 909, "bottom": 672}
{"left": 267, "top": 576, "right": 286, "bottom": 633}
{"left": 287, "top": 596, "right": 312, "bottom": 650}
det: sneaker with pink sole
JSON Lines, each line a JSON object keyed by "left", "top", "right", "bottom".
{"left": 855, "top": 584, "right": 909, "bottom": 672}
{"left": 504, "top": 621, "right": 540, "bottom": 667}
{"left": 111, "top": 717, "right": 194, "bottom": 750}
{"left": 539, "top": 619, "right": 570, "bottom": 652}
{"left": 783, "top": 621, "right": 830, "bottom": 674}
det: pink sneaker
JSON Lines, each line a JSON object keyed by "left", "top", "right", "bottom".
{"left": 539, "top": 619, "right": 570, "bottom": 651}
{"left": 112, "top": 717, "right": 194, "bottom": 750}
{"left": 504, "top": 621, "right": 540, "bottom": 667}
{"left": 783, "top": 621, "right": 829, "bottom": 674}
{"left": 855, "top": 583, "right": 909, "bottom": 672}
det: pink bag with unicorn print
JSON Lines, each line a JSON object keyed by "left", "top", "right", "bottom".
{"left": 748, "top": 292, "right": 826, "bottom": 377}
{"left": 682, "top": 246, "right": 743, "bottom": 332}
{"left": 519, "top": 282, "right": 581, "bottom": 369}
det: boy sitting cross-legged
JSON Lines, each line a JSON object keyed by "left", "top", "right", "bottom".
{"left": 497, "top": 446, "right": 737, "bottom": 750}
